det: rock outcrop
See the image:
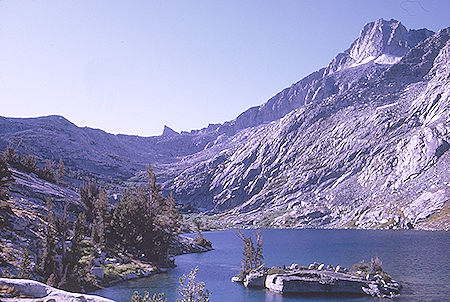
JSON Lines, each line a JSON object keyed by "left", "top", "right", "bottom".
{"left": 235, "top": 261, "right": 401, "bottom": 298}
{"left": 0, "top": 278, "right": 113, "bottom": 301}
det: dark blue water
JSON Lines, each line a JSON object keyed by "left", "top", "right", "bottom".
{"left": 94, "top": 229, "right": 450, "bottom": 302}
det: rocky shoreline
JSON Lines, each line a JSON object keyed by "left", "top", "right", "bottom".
{"left": 0, "top": 235, "right": 213, "bottom": 301}
{"left": 233, "top": 261, "right": 401, "bottom": 298}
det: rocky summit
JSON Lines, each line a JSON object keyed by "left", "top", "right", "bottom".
{"left": 1, "top": 19, "right": 448, "bottom": 230}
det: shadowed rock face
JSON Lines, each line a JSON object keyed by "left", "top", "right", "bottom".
{"left": 0, "top": 20, "right": 448, "bottom": 230}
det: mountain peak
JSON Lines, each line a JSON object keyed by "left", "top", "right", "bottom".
{"left": 162, "top": 125, "right": 178, "bottom": 136}
{"left": 324, "top": 19, "right": 434, "bottom": 76}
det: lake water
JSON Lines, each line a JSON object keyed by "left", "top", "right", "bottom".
{"left": 94, "top": 229, "right": 450, "bottom": 302}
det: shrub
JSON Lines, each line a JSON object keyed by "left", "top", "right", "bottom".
{"left": 177, "top": 267, "right": 210, "bottom": 302}
{"left": 130, "top": 291, "right": 167, "bottom": 302}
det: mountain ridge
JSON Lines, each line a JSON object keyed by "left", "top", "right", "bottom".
{"left": 1, "top": 19, "right": 448, "bottom": 230}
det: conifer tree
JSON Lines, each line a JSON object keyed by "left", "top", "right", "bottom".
{"left": 79, "top": 180, "right": 99, "bottom": 223}
{"left": 254, "top": 229, "right": 264, "bottom": 268}
{"left": 56, "top": 159, "right": 65, "bottom": 183}
{"left": 236, "top": 230, "right": 255, "bottom": 273}
{"left": 92, "top": 189, "right": 109, "bottom": 247}
{"left": 39, "top": 199, "right": 57, "bottom": 281}
{"left": 39, "top": 160, "right": 56, "bottom": 183}
{"left": 0, "top": 157, "right": 14, "bottom": 201}
{"left": 110, "top": 164, "right": 181, "bottom": 265}
{"left": 236, "top": 230, "right": 264, "bottom": 273}
{"left": 3, "top": 145, "right": 19, "bottom": 165}
{"left": 21, "top": 154, "right": 38, "bottom": 173}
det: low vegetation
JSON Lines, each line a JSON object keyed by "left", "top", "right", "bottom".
{"left": 131, "top": 266, "right": 210, "bottom": 302}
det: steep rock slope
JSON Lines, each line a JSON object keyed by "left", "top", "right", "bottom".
{"left": 0, "top": 20, "right": 448, "bottom": 230}
{"left": 162, "top": 27, "right": 449, "bottom": 230}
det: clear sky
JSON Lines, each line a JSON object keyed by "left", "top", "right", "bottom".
{"left": 0, "top": 0, "right": 449, "bottom": 136}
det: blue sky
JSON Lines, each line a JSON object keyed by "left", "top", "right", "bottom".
{"left": 1, "top": 0, "right": 449, "bottom": 136}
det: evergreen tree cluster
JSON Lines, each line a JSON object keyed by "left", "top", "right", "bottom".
{"left": 34, "top": 164, "right": 181, "bottom": 291}
{"left": 110, "top": 165, "right": 180, "bottom": 266}
{"left": 2, "top": 145, "right": 65, "bottom": 183}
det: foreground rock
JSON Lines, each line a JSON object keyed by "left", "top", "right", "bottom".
{"left": 0, "top": 278, "right": 113, "bottom": 301}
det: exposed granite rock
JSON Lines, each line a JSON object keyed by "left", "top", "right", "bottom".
{"left": 243, "top": 270, "right": 266, "bottom": 288}
{"left": 170, "top": 234, "right": 214, "bottom": 256}
{"left": 236, "top": 263, "right": 400, "bottom": 298}
{"left": 0, "top": 278, "right": 113, "bottom": 301}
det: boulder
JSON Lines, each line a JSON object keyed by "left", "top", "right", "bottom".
{"left": 231, "top": 276, "right": 243, "bottom": 283}
{"left": 265, "top": 270, "right": 370, "bottom": 295}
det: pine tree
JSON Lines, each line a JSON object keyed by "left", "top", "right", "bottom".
{"left": 236, "top": 230, "right": 255, "bottom": 273}
{"left": 21, "top": 154, "right": 38, "bottom": 173}
{"left": 79, "top": 180, "right": 99, "bottom": 224}
{"left": 3, "top": 145, "right": 19, "bottom": 165}
{"left": 254, "top": 230, "right": 264, "bottom": 268}
{"left": 56, "top": 159, "right": 65, "bottom": 183}
{"left": 39, "top": 160, "right": 56, "bottom": 183}
{"left": 111, "top": 186, "right": 155, "bottom": 257}
{"left": 92, "top": 189, "right": 109, "bottom": 247}
{"left": 0, "top": 157, "right": 14, "bottom": 201}
{"left": 147, "top": 165, "right": 180, "bottom": 266}
{"left": 236, "top": 230, "right": 264, "bottom": 274}
{"left": 39, "top": 199, "right": 57, "bottom": 281}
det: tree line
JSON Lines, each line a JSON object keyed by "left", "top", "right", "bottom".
{"left": 36, "top": 164, "right": 181, "bottom": 291}
{"left": 1, "top": 149, "right": 182, "bottom": 291}
{"left": 2, "top": 145, "right": 64, "bottom": 183}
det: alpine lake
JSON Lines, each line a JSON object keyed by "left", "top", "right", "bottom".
{"left": 93, "top": 229, "right": 450, "bottom": 302}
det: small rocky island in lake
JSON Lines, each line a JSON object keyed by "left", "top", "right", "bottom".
{"left": 232, "top": 258, "right": 401, "bottom": 298}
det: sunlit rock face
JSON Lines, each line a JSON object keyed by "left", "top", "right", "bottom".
{"left": 160, "top": 25, "right": 449, "bottom": 230}
{"left": 0, "top": 21, "right": 448, "bottom": 230}
{"left": 323, "top": 19, "right": 433, "bottom": 76}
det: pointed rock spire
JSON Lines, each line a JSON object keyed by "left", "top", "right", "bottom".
{"left": 162, "top": 125, "right": 179, "bottom": 136}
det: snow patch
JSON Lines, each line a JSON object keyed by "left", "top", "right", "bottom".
{"left": 374, "top": 54, "right": 402, "bottom": 64}
{"left": 376, "top": 102, "right": 398, "bottom": 110}
{"left": 350, "top": 56, "right": 376, "bottom": 67}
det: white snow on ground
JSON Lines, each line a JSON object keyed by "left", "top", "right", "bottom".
{"left": 374, "top": 54, "right": 402, "bottom": 64}
{"left": 376, "top": 102, "right": 398, "bottom": 110}
{"left": 350, "top": 56, "right": 376, "bottom": 67}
